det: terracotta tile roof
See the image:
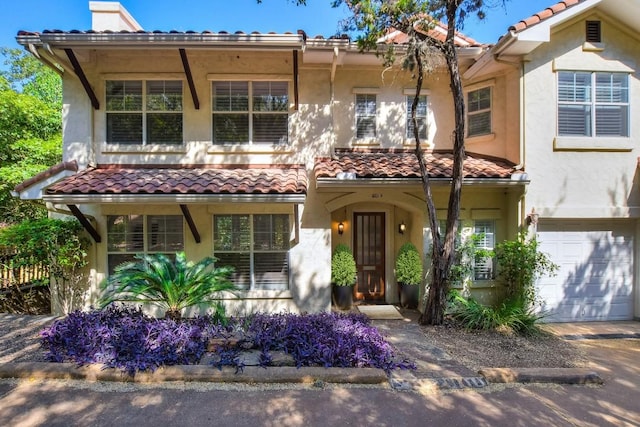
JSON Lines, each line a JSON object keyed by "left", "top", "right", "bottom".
{"left": 383, "top": 20, "right": 483, "bottom": 47}
{"left": 45, "top": 165, "right": 307, "bottom": 196}
{"left": 314, "top": 149, "right": 516, "bottom": 180}
{"left": 509, "top": 0, "right": 584, "bottom": 33}
{"left": 13, "top": 160, "right": 78, "bottom": 193}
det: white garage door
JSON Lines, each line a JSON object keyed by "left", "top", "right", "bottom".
{"left": 536, "top": 220, "right": 634, "bottom": 322}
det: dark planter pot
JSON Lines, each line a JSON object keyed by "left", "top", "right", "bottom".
{"left": 399, "top": 283, "right": 419, "bottom": 309}
{"left": 332, "top": 284, "right": 354, "bottom": 310}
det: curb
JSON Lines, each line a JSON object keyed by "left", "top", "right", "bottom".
{"left": 479, "top": 367, "right": 604, "bottom": 385}
{"left": 0, "top": 362, "right": 388, "bottom": 385}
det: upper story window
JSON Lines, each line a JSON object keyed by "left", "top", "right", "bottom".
{"left": 213, "top": 214, "right": 290, "bottom": 290}
{"left": 355, "top": 94, "right": 377, "bottom": 139}
{"left": 406, "top": 95, "right": 428, "bottom": 140}
{"left": 106, "top": 80, "right": 183, "bottom": 145}
{"left": 558, "top": 71, "right": 629, "bottom": 137}
{"left": 212, "top": 81, "right": 289, "bottom": 145}
{"left": 467, "top": 87, "right": 492, "bottom": 137}
{"left": 106, "top": 215, "right": 184, "bottom": 274}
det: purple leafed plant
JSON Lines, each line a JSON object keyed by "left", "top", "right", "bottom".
{"left": 41, "top": 307, "right": 415, "bottom": 375}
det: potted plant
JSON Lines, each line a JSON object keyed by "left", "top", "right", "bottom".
{"left": 331, "top": 243, "right": 357, "bottom": 310}
{"left": 395, "top": 242, "right": 423, "bottom": 309}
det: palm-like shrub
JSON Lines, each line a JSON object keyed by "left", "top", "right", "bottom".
{"left": 100, "top": 252, "right": 235, "bottom": 319}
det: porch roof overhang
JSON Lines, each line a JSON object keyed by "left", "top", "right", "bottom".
{"left": 314, "top": 149, "right": 528, "bottom": 189}
{"left": 41, "top": 164, "right": 308, "bottom": 205}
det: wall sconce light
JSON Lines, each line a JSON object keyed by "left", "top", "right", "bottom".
{"left": 338, "top": 221, "right": 344, "bottom": 235}
{"left": 398, "top": 221, "right": 406, "bottom": 234}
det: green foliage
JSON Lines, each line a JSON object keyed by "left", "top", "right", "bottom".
{"left": 100, "top": 252, "right": 237, "bottom": 319}
{"left": 0, "top": 218, "right": 90, "bottom": 313}
{"left": 331, "top": 244, "right": 357, "bottom": 286}
{"left": 447, "top": 290, "right": 544, "bottom": 335}
{"left": 448, "top": 233, "right": 493, "bottom": 287}
{"left": 395, "top": 242, "right": 423, "bottom": 285}
{"left": 1, "top": 48, "right": 62, "bottom": 108}
{"left": 494, "top": 232, "right": 558, "bottom": 310}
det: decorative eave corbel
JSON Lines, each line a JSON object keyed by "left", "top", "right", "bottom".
{"left": 64, "top": 49, "right": 99, "bottom": 110}
{"left": 67, "top": 204, "right": 102, "bottom": 243}
{"left": 179, "top": 204, "right": 201, "bottom": 243}
{"left": 179, "top": 49, "right": 200, "bottom": 110}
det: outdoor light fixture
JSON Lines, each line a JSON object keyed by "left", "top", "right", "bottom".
{"left": 338, "top": 221, "right": 345, "bottom": 235}
{"left": 398, "top": 221, "right": 406, "bottom": 234}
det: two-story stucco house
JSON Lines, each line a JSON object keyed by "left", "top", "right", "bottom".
{"left": 13, "top": 0, "right": 640, "bottom": 322}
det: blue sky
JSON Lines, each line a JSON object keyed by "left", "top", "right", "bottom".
{"left": 2, "top": 0, "right": 556, "bottom": 49}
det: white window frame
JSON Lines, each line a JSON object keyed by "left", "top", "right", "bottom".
{"left": 466, "top": 87, "right": 492, "bottom": 137}
{"left": 406, "top": 95, "right": 428, "bottom": 140}
{"left": 106, "top": 215, "right": 185, "bottom": 274}
{"left": 473, "top": 220, "right": 495, "bottom": 281}
{"left": 213, "top": 214, "right": 291, "bottom": 291}
{"left": 211, "top": 80, "right": 289, "bottom": 145}
{"left": 105, "top": 80, "right": 183, "bottom": 145}
{"left": 355, "top": 93, "right": 377, "bottom": 139}
{"left": 557, "top": 71, "right": 629, "bottom": 138}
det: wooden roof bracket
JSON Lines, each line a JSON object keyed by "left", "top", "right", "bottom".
{"left": 179, "top": 49, "right": 200, "bottom": 110}
{"left": 64, "top": 49, "right": 99, "bottom": 110}
{"left": 67, "top": 204, "right": 102, "bottom": 243}
{"left": 179, "top": 204, "right": 201, "bottom": 243}
{"left": 293, "top": 50, "right": 299, "bottom": 110}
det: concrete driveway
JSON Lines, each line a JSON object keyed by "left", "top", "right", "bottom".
{"left": 0, "top": 321, "right": 638, "bottom": 426}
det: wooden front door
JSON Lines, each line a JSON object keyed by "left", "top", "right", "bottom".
{"left": 353, "top": 212, "right": 385, "bottom": 302}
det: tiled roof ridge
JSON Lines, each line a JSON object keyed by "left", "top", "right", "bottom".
{"left": 95, "top": 163, "right": 305, "bottom": 170}
{"left": 13, "top": 160, "right": 78, "bottom": 193}
{"left": 509, "top": 0, "right": 584, "bottom": 33}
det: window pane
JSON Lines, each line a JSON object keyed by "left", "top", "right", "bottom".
{"left": 356, "top": 94, "right": 376, "bottom": 138}
{"left": 406, "top": 96, "right": 428, "bottom": 139}
{"left": 214, "top": 215, "right": 251, "bottom": 251}
{"left": 558, "top": 72, "right": 591, "bottom": 102}
{"left": 467, "top": 87, "right": 490, "bottom": 113}
{"left": 558, "top": 104, "right": 592, "bottom": 136}
{"left": 107, "top": 113, "right": 143, "bottom": 144}
{"left": 254, "top": 252, "right": 289, "bottom": 290}
{"left": 107, "top": 215, "right": 144, "bottom": 252}
{"left": 253, "top": 114, "right": 288, "bottom": 144}
{"left": 213, "top": 81, "right": 248, "bottom": 111}
{"left": 473, "top": 221, "right": 495, "bottom": 281}
{"left": 213, "top": 114, "right": 249, "bottom": 144}
{"left": 253, "top": 82, "right": 288, "bottom": 112}
{"left": 147, "top": 81, "right": 183, "bottom": 111}
{"left": 215, "top": 253, "right": 251, "bottom": 290}
{"left": 254, "top": 215, "right": 290, "bottom": 251}
{"left": 147, "top": 216, "right": 184, "bottom": 253}
{"left": 106, "top": 80, "right": 142, "bottom": 111}
{"left": 596, "top": 73, "right": 628, "bottom": 103}
{"left": 147, "top": 113, "right": 183, "bottom": 144}
{"left": 468, "top": 111, "right": 491, "bottom": 137}
{"left": 596, "top": 105, "right": 629, "bottom": 137}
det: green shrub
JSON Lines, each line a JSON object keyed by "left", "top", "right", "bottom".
{"left": 395, "top": 242, "right": 422, "bottom": 285}
{"left": 331, "top": 244, "right": 357, "bottom": 286}
{"left": 100, "top": 252, "right": 236, "bottom": 320}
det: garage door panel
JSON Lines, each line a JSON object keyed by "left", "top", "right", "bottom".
{"left": 536, "top": 220, "right": 634, "bottom": 322}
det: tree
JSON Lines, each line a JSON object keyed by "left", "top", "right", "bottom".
{"left": 333, "top": 0, "right": 505, "bottom": 324}
{"left": 0, "top": 49, "right": 62, "bottom": 224}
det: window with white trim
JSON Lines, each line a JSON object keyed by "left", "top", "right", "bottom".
{"left": 212, "top": 81, "right": 288, "bottom": 145}
{"left": 213, "top": 214, "right": 290, "bottom": 290}
{"left": 355, "top": 94, "right": 377, "bottom": 138}
{"left": 558, "top": 71, "right": 629, "bottom": 137}
{"left": 473, "top": 220, "right": 495, "bottom": 280}
{"left": 406, "top": 95, "right": 428, "bottom": 140}
{"left": 106, "top": 215, "right": 184, "bottom": 274}
{"left": 467, "top": 87, "right": 491, "bottom": 137}
{"left": 106, "top": 80, "right": 183, "bottom": 145}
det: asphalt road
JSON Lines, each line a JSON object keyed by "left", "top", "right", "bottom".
{"left": 0, "top": 338, "right": 637, "bottom": 427}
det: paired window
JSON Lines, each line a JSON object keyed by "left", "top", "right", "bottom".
{"left": 106, "top": 80, "right": 183, "bottom": 145}
{"left": 355, "top": 94, "right": 377, "bottom": 138}
{"left": 212, "top": 81, "right": 289, "bottom": 145}
{"left": 213, "top": 214, "right": 290, "bottom": 290}
{"left": 406, "top": 95, "right": 428, "bottom": 140}
{"left": 558, "top": 71, "right": 629, "bottom": 137}
{"left": 106, "top": 215, "right": 184, "bottom": 274}
{"left": 467, "top": 87, "right": 492, "bottom": 137}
